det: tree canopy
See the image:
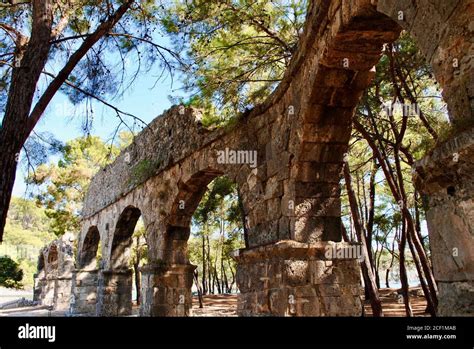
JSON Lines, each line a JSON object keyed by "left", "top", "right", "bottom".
{"left": 27, "top": 133, "right": 130, "bottom": 236}
{"left": 161, "top": 0, "right": 307, "bottom": 123}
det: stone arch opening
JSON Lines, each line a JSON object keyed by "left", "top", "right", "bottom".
{"left": 143, "top": 170, "right": 246, "bottom": 316}
{"left": 97, "top": 205, "right": 146, "bottom": 316}
{"left": 78, "top": 226, "right": 101, "bottom": 269}
{"left": 47, "top": 244, "right": 58, "bottom": 274}
{"left": 111, "top": 206, "right": 142, "bottom": 269}
{"left": 165, "top": 169, "right": 229, "bottom": 264}
{"left": 189, "top": 175, "right": 245, "bottom": 316}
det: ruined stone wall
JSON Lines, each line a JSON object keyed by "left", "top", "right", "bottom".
{"left": 66, "top": 0, "right": 474, "bottom": 316}
{"left": 78, "top": 0, "right": 400, "bottom": 261}
{"left": 235, "top": 241, "right": 362, "bottom": 316}
{"left": 33, "top": 233, "right": 75, "bottom": 311}
{"left": 414, "top": 129, "right": 474, "bottom": 316}
{"left": 74, "top": 0, "right": 402, "bottom": 317}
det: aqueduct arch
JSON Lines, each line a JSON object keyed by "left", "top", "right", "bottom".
{"left": 68, "top": 0, "right": 474, "bottom": 316}
{"left": 96, "top": 206, "right": 142, "bottom": 316}
{"left": 78, "top": 226, "right": 100, "bottom": 269}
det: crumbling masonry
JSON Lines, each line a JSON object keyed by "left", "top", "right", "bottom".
{"left": 33, "top": 233, "right": 75, "bottom": 311}
{"left": 36, "top": 0, "right": 473, "bottom": 316}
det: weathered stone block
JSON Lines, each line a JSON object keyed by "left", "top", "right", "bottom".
{"left": 438, "top": 281, "right": 474, "bottom": 316}
{"left": 283, "top": 260, "right": 310, "bottom": 286}
{"left": 235, "top": 241, "right": 362, "bottom": 316}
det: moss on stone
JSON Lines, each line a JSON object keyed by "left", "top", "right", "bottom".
{"left": 129, "top": 159, "right": 160, "bottom": 186}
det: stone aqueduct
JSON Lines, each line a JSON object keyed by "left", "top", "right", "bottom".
{"left": 33, "top": 0, "right": 473, "bottom": 316}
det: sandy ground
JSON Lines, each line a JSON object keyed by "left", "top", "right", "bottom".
{"left": 363, "top": 287, "right": 428, "bottom": 317}
{"left": 192, "top": 294, "right": 238, "bottom": 317}
{"left": 0, "top": 287, "right": 427, "bottom": 317}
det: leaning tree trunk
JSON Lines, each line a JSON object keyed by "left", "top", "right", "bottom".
{"left": 227, "top": 258, "right": 236, "bottom": 292}
{"left": 0, "top": 0, "right": 135, "bottom": 241}
{"left": 344, "top": 163, "right": 384, "bottom": 317}
{"left": 407, "top": 230, "right": 436, "bottom": 316}
{"left": 193, "top": 270, "right": 203, "bottom": 308}
{"left": 202, "top": 231, "right": 207, "bottom": 294}
{"left": 399, "top": 219, "right": 413, "bottom": 317}
{"left": 385, "top": 235, "right": 397, "bottom": 288}
{"left": 0, "top": 0, "right": 53, "bottom": 241}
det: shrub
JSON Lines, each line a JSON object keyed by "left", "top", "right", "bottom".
{"left": 0, "top": 256, "right": 24, "bottom": 289}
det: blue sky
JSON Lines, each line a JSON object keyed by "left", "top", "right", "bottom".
{"left": 13, "top": 55, "right": 183, "bottom": 197}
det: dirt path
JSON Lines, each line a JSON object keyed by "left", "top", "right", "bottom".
{"left": 0, "top": 288, "right": 427, "bottom": 317}
{"left": 190, "top": 287, "right": 428, "bottom": 317}
{"left": 192, "top": 294, "right": 238, "bottom": 317}
{"left": 364, "top": 287, "right": 428, "bottom": 317}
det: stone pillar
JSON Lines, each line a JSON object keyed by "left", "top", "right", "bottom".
{"left": 41, "top": 276, "right": 57, "bottom": 307}
{"left": 414, "top": 129, "right": 474, "bottom": 316}
{"left": 96, "top": 269, "right": 133, "bottom": 316}
{"left": 140, "top": 263, "right": 196, "bottom": 317}
{"left": 235, "top": 240, "right": 362, "bottom": 316}
{"left": 54, "top": 276, "right": 73, "bottom": 311}
{"left": 70, "top": 269, "right": 100, "bottom": 315}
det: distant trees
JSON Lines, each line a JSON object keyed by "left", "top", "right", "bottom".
{"left": 190, "top": 177, "right": 245, "bottom": 295}
{"left": 27, "top": 135, "right": 129, "bottom": 236}
{"left": 2, "top": 198, "right": 54, "bottom": 289}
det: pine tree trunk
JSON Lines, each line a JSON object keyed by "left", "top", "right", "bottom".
{"left": 407, "top": 229, "right": 436, "bottom": 316}
{"left": 399, "top": 219, "right": 413, "bottom": 317}
{"left": 394, "top": 151, "right": 438, "bottom": 309}
{"left": 0, "top": 0, "right": 53, "bottom": 241}
{"left": 374, "top": 251, "right": 381, "bottom": 289}
{"left": 366, "top": 161, "right": 377, "bottom": 275}
{"left": 202, "top": 232, "right": 207, "bottom": 294}
{"left": 227, "top": 259, "right": 236, "bottom": 292}
{"left": 344, "top": 163, "right": 384, "bottom": 317}
{"left": 193, "top": 270, "right": 203, "bottom": 308}
{"left": 237, "top": 190, "right": 249, "bottom": 248}
{"left": 133, "top": 260, "right": 140, "bottom": 304}
{"left": 206, "top": 234, "right": 212, "bottom": 293}
{"left": 0, "top": 0, "right": 134, "bottom": 240}
{"left": 0, "top": 151, "right": 20, "bottom": 241}
{"left": 214, "top": 267, "right": 221, "bottom": 294}
{"left": 354, "top": 119, "right": 436, "bottom": 316}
